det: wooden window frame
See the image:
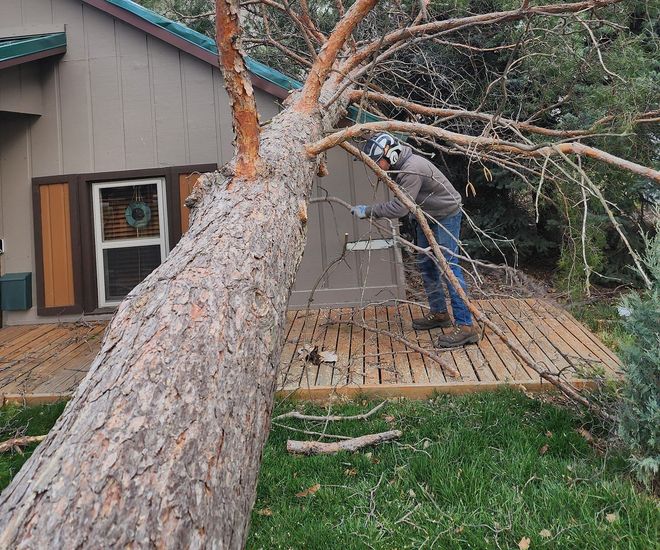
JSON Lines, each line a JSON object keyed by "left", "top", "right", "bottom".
{"left": 32, "top": 163, "right": 216, "bottom": 316}
{"left": 91, "top": 177, "right": 170, "bottom": 308}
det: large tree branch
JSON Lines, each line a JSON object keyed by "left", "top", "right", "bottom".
{"left": 348, "top": 91, "right": 658, "bottom": 138}
{"left": 338, "top": 0, "right": 622, "bottom": 78}
{"left": 295, "top": 0, "right": 379, "bottom": 112}
{"left": 216, "top": 0, "right": 261, "bottom": 178}
{"left": 307, "top": 121, "right": 660, "bottom": 183}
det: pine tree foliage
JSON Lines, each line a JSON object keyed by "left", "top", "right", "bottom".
{"left": 618, "top": 225, "right": 660, "bottom": 486}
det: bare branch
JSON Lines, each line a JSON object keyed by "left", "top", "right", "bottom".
{"left": 216, "top": 0, "right": 261, "bottom": 178}
{"left": 295, "top": 0, "right": 379, "bottom": 112}
{"left": 0, "top": 435, "right": 46, "bottom": 454}
{"left": 298, "top": 0, "right": 327, "bottom": 44}
{"left": 274, "top": 401, "right": 386, "bottom": 421}
{"left": 242, "top": 0, "right": 318, "bottom": 58}
{"left": 338, "top": 0, "right": 623, "bottom": 78}
{"left": 349, "top": 90, "right": 601, "bottom": 138}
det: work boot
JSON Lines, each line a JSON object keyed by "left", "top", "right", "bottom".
{"left": 411, "top": 311, "right": 452, "bottom": 330}
{"left": 435, "top": 324, "right": 481, "bottom": 348}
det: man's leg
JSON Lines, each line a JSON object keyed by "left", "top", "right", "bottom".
{"left": 435, "top": 211, "right": 480, "bottom": 347}
{"left": 411, "top": 221, "right": 452, "bottom": 330}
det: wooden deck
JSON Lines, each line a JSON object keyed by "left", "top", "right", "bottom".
{"left": 0, "top": 299, "right": 621, "bottom": 405}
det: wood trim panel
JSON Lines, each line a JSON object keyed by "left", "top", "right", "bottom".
{"left": 39, "top": 183, "right": 75, "bottom": 307}
{"left": 166, "top": 165, "right": 216, "bottom": 245}
{"left": 178, "top": 172, "right": 202, "bottom": 234}
{"left": 32, "top": 178, "right": 84, "bottom": 316}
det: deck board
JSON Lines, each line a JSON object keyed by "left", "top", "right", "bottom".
{"left": 362, "top": 307, "right": 380, "bottom": 386}
{"left": 496, "top": 299, "right": 567, "bottom": 375}
{"left": 386, "top": 306, "right": 413, "bottom": 384}
{"left": 530, "top": 299, "right": 621, "bottom": 373}
{"left": 0, "top": 299, "right": 622, "bottom": 404}
{"left": 347, "top": 309, "right": 365, "bottom": 386}
{"left": 333, "top": 308, "right": 353, "bottom": 387}
{"left": 400, "top": 304, "right": 433, "bottom": 384}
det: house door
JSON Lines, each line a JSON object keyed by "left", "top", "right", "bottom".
{"left": 91, "top": 178, "right": 169, "bottom": 308}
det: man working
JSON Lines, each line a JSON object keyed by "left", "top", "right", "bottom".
{"left": 351, "top": 132, "right": 479, "bottom": 348}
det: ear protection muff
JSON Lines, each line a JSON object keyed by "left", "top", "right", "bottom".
{"left": 386, "top": 143, "right": 402, "bottom": 165}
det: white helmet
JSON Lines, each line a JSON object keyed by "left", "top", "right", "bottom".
{"left": 362, "top": 132, "right": 402, "bottom": 165}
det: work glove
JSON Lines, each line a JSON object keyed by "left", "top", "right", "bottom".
{"left": 351, "top": 205, "right": 369, "bottom": 219}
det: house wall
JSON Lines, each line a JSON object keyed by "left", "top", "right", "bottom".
{"left": 0, "top": 63, "right": 43, "bottom": 115}
{"left": 0, "top": 0, "right": 404, "bottom": 325}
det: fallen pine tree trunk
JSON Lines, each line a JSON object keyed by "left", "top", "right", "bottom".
{"left": 0, "top": 105, "right": 336, "bottom": 549}
{"left": 287, "top": 430, "right": 403, "bottom": 455}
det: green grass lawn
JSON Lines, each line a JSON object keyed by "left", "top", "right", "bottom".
{"left": 0, "top": 400, "right": 67, "bottom": 490}
{"left": 1, "top": 392, "right": 657, "bottom": 549}
{"left": 251, "top": 391, "right": 657, "bottom": 549}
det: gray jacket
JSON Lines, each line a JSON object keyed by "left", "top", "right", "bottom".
{"left": 367, "top": 146, "right": 462, "bottom": 220}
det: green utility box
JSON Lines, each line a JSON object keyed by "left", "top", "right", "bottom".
{"left": 0, "top": 272, "right": 33, "bottom": 311}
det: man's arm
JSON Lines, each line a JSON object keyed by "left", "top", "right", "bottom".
{"left": 366, "top": 171, "right": 422, "bottom": 219}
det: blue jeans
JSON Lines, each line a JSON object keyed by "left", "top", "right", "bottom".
{"left": 416, "top": 211, "right": 473, "bottom": 326}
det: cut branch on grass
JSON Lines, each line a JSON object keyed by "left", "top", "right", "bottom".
{"left": 271, "top": 422, "right": 353, "bottom": 440}
{"left": 287, "top": 430, "right": 402, "bottom": 455}
{"left": 274, "top": 400, "right": 387, "bottom": 422}
{"left": 0, "top": 435, "right": 46, "bottom": 454}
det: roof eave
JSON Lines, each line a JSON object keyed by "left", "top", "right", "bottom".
{"left": 0, "top": 33, "right": 67, "bottom": 71}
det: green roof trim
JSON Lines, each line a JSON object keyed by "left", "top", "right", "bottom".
{"left": 0, "top": 33, "right": 67, "bottom": 64}
{"left": 104, "top": 0, "right": 379, "bottom": 123}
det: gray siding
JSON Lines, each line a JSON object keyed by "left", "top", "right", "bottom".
{"left": 0, "top": 63, "right": 42, "bottom": 115}
{"left": 0, "top": 0, "right": 404, "bottom": 325}
{"left": 0, "top": 114, "right": 35, "bottom": 286}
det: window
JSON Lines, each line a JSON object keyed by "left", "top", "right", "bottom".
{"left": 91, "top": 178, "right": 169, "bottom": 307}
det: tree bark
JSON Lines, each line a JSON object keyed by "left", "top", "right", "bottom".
{"left": 0, "top": 101, "right": 336, "bottom": 549}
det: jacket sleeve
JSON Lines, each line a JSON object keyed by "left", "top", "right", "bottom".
{"left": 368, "top": 172, "right": 422, "bottom": 219}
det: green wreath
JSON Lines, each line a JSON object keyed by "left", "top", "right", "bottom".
{"left": 125, "top": 201, "right": 152, "bottom": 229}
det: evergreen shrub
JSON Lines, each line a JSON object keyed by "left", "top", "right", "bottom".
{"left": 617, "top": 227, "right": 660, "bottom": 487}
